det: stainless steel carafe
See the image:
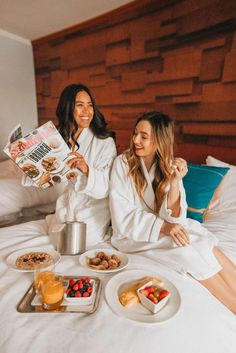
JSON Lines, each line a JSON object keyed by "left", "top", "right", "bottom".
{"left": 57, "top": 221, "right": 86, "bottom": 255}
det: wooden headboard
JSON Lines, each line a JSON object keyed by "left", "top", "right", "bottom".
{"left": 33, "top": 0, "right": 236, "bottom": 165}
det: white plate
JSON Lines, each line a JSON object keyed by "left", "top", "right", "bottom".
{"left": 47, "top": 136, "right": 64, "bottom": 153}
{"left": 105, "top": 269, "right": 181, "bottom": 323}
{"left": 6, "top": 246, "right": 61, "bottom": 272}
{"left": 79, "top": 248, "right": 129, "bottom": 273}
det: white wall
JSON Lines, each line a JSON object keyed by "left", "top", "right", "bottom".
{"left": 0, "top": 30, "right": 38, "bottom": 160}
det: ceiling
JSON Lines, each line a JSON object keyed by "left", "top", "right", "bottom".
{"left": 0, "top": 0, "right": 135, "bottom": 41}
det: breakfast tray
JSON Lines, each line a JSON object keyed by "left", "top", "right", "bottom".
{"left": 17, "top": 275, "right": 102, "bottom": 314}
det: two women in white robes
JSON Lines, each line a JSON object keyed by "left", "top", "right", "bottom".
{"left": 109, "top": 111, "right": 236, "bottom": 313}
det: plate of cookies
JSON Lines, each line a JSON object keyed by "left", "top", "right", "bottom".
{"left": 6, "top": 246, "right": 61, "bottom": 272}
{"left": 79, "top": 249, "right": 129, "bottom": 273}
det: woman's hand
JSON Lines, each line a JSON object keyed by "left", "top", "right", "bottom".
{"left": 167, "top": 158, "right": 188, "bottom": 217}
{"left": 67, "top": 152, "right": 89, "bottom": 177}
{"left": 170, "top": 158, "right": 188, "bottom": 185}
{"left": 161, "top": 221, "right": 189, "bottom": 247}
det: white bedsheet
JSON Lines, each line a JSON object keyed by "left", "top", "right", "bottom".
{"left": 0, "top": 220, "right": 235, "bottom": 353}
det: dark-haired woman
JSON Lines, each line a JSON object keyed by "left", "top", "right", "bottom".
{"left": 110, "top": 111, "right": 236, "bottom": 313}
{"left": 51, "top": 84, "right": 117, "bottom": 246}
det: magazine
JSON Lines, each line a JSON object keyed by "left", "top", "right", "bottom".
{"left": 3, "top": 121, "right": 78, "bottom": 189}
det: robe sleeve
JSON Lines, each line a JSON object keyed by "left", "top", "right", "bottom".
{"left": 74, "top": 137, "right": 117, "bottom": 199}
{"left": 159, "top": 180, "right": 187, "bottom": 224}
{"left": 110, "top": 156, "right": 164, "bottom": 243}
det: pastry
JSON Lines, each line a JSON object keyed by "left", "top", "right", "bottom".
{"left": 66, "top": 171, "right": 78, "bottom": 180}
{"left": 119, "top": 276, "right": 164, "bottom": 307}
{"left": 15, "top": 251, "right": 54, "bottom": 270}
{"left": 22, "top": 163, "right": 40, "bottom": 178}
{"left": 39, "top": 172, "right": 52, "bottom": 186}
{"left": 87, "top": 251, "right": 121, "bottom": 270}
{"left": 41, "top": 156, "right": 59, "bottom": 172}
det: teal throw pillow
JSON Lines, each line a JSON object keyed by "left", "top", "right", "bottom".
{"left": 183, "top": 163, "right": 229, "bottom": 223}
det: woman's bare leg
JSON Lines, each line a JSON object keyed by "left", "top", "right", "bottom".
{"left": 199, "top": 273, "right": 236, "bottom": 314}
{"left": 213, "top": 247, "right": 236, "bottom": 294}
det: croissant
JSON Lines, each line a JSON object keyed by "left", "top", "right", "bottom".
{"left": 119, "top": 276, "right": 163, "bottom": 308}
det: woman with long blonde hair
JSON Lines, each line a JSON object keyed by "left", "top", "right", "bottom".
{"left": 110, "top": 111, "right": 236, "bottom": 313}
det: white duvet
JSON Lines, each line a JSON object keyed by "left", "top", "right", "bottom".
{"left": 0, "top": 219, "right": 235, "bottom": 353}
{"left": 0, "top": 156, "right": 235, "bottom": 353}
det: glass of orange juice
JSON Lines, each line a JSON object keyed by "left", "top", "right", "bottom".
{"left": 41, "top": 275, "right": 64, "bottom": 310}
{"left": 34, "top": 264, "right": 55, "bottom": 293}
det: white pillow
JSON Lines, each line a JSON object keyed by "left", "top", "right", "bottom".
{"left": 204, "top": 156, "right": 236, "bottom": 256}
{"left": 205, "top": 156, "right": 236, "bottom": 216}
{"left": 0, "top": 159, "right": 67, "bottom": 219}
{"left": 0, "top": 178, "right": 65, "bottom": 218}
{"left": 0, "top": 159, "right": 23, "bottom": 179}
{"left": 206, "top": 155, "right": 232, "bottom": 168}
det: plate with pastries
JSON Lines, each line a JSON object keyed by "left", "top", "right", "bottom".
{"left": 105, "top": 269, "right": 181, "bottom": 323}
{"left": 79, "top": 249, "right": 129, "bottom": 273}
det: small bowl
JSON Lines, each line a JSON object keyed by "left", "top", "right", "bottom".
{"left": 137, "top": 281, "right": 171, "bottom": 314}
{"left": 64, "top": 278, "right": 95, "bottom": 305}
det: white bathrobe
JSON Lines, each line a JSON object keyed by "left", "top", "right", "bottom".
{"left": 110, "top": 155, "right": 222, "bottom": 280}
{"left": 54, "top": 128, "right": 117, "bottom": 246}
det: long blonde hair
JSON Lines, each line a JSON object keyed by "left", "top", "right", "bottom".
{"left": 124, "top": 112, "right": 174, "bottom": 214}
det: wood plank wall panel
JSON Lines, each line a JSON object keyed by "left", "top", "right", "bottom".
{"left": 32, "top": 0, "right": 236, "bottom": 164}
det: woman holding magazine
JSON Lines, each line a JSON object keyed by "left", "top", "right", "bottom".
{"left": 51, "top": 83, "right": 117, "bottom": 246}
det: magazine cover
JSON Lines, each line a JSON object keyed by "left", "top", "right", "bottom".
{"left": 4, "top": 121, "right": 78, "bottom": 189}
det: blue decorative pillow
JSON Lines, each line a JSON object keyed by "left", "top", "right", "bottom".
{"left": 183, "top": 163, "right": 229, "bottom": 223}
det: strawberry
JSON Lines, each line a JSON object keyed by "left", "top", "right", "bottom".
{"left": 69, "top": 279, "right": 75, "bottom": 286}
{"left": 139, "top": 289, "right": 149, "bottom": 297}
{"left": 84, "top": 277, "right": 91, "bottom": 283}
{"left": 87, "top": 286, "right": 93, "bottom": 293}
{"left": 83, "top": 291, "right": 89, "bottom": 297}
{"left": 73, "top": 284, "right": 79, "bottom": 291}
{"left": 75, "top": 291, "right": 82, "bottom": 297}
{"left": 78, "top": 282, "right": 83, "bottom": 289}
{"left": 65, "top": 288, "right": 71, "bottom": 295}
{"left": 147, "top": 286, "right": 155, "bottom": 294}
{"left": 159, "top": 290, "right": 170, "bottom": 301}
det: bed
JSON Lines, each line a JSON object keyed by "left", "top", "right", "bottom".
{"left": 0, "top": 156, "right": 235, "bottom": 353}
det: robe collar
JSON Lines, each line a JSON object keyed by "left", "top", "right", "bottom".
{"left": 140, "top": 157, "right": 156, "bottom": 211}
{"left": 66, "top": 128, "right": 94, "bottom": 221}
{"left": 73, "top": 127, "right": 94, "bottom": 156}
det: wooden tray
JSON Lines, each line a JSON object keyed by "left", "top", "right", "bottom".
{"left": 17, "top": 275, "right": 102, "bottom": 314}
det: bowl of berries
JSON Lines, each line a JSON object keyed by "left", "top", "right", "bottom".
{"left": 64, "top": 277, "right": 95, "bottom": 305}
{"left": 137, "top": 281, "right": 171, "bottom": 314}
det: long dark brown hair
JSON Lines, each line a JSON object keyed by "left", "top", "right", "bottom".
{"left": 124, "top": 111, "right": 174, "bottom": 213}
{"left": 56, "top": 83, "right": 115, "bottom": 149}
